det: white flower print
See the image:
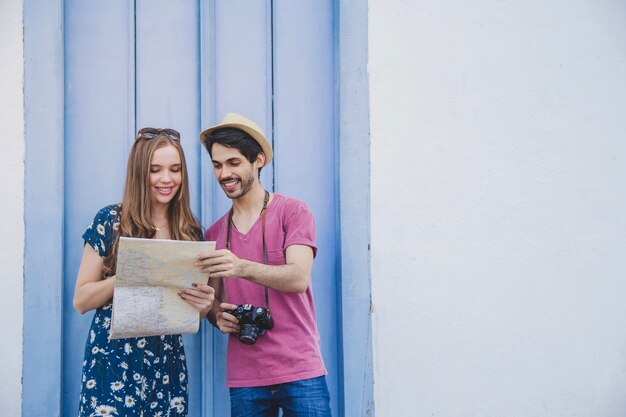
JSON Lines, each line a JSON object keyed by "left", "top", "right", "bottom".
{"left": 110, "top": 209, "right": 117, "bottom": 216}
{"left": 124, "top": 395, "right": 135, "bottom": 408}
{"left": 79, "top": 208, "right": 191, "bottom": 416}
{"left": 136, "top": 386, "right": 147, "bottom": 401}
{"left": 93, "top": 404, "right": 116, "bottom": 416}
{"left": 170, "top": 397, "right": 184, "bottom": 408}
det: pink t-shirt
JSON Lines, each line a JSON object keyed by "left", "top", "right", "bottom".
{"left": 206, "top": 193, "right": 327, "bottom": 387}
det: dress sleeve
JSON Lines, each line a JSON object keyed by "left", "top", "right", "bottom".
{"left": 82, "top": 204, "right": 120, "bottom": 258}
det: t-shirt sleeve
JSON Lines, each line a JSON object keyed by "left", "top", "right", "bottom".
{"left": 82, "top": 205, "right": 120, "bottom": 258}
{"left": 283, "top": 199, "right": 318, "bottom": 258}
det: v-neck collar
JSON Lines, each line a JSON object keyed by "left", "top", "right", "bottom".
{"left": 229, "top": 192, "right": 277, "bottom": 237}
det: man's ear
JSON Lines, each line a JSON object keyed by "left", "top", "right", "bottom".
{"left": 255, "top": 152, "right": 266, "bottom": 167}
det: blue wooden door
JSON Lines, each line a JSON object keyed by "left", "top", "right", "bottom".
{"left": 61, "top": 2, "right": 338, "bottom": 416}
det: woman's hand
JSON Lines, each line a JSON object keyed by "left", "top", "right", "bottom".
{"left": 179, "top": 283, "right": 216, "bottom": 319}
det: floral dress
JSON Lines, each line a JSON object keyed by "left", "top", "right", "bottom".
{"left": 78, "top": 205, "right": 188, "bottom": 417}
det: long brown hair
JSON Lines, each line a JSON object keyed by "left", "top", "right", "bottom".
{"left": 103, "top": 132, "right": 203, "bottom": 277}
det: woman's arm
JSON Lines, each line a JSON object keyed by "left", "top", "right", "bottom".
{"left": 72, "top": 244, "right": 115, "bottom": 314}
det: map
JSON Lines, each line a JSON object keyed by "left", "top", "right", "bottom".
{"left": 110, "top": 237, "right": 216, "bottom": 339}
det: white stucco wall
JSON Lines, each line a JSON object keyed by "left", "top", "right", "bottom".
{"left": 369, "top": 1, "right": 626, "bottom": 416}
{"left": 0, "top": 0, "right": 24, "bottom": 415}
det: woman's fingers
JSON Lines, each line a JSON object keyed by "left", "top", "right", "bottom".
{"left": 179, "top": 284, "right": 215, "bottom": 311}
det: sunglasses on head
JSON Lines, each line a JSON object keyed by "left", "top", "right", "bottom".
{"left": 136, "top": 127, "right": 180, "bottom": 141}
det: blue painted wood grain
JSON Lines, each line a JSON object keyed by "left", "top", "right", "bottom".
{"left": 22, "top": 0, "right": 64, "bottom": 415}
{"left": 206, "top": 1, "right": 275, "bottom": 413}
{"left": 273, "top": 1, "right": 340, "bottom": 415}
{"left": 23, "top": 1, "right": 372, "bottom": 416}
{"left": 198, "top": 2, "right": 219, "bottom": 416}
{"left": 337, "top": 0, "right": 375, "bottom": 414}
{"left": 62, "top": 2, "right": 136, "bottom": 414}
{"left": 135, "top": 1, "right": 204, "bottom": 413}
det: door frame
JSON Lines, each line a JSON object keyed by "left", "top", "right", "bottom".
{"left": 22, "top": 0, "right": 373, "bottom": 416}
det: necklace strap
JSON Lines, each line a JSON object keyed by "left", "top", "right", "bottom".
{"left": 226, "top": 190, "right": 271, "bottom": 310}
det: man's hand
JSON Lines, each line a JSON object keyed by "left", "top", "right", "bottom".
{"left": 196, "top": 249, "right": 247, "bottom": 279}
{"left": 216, "top": 302, "right": 241, "bottom": 334}
{"left": 197, "top": 245, "right": 313, "bottom": 293}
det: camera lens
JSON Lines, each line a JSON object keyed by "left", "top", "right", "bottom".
{"left": 239, "top": 323, "right": 260, "bottom": 345}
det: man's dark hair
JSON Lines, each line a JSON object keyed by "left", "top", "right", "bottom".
{"left": 204, "top": 127, "right": 264, "bottom": 176}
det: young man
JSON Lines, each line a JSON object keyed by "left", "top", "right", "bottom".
{"left": 197, "top": 113, "right": 331, "bottom": 417}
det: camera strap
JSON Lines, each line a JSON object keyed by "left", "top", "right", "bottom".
{"left": 226, "top": 190, "right": 271, "bottom": 310}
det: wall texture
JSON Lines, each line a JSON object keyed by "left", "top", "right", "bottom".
{"left": 0, "top": 0, "right": 24, "bottom": 415}
{"left": 369, "top": 1, "right": 626, "bottom": 416}
{"left": 6, "top": 0, "right": 626, "bottom": 415}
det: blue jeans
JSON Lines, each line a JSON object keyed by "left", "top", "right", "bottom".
{"left": 230, "top": 376, "right": 332, "bottom": 417}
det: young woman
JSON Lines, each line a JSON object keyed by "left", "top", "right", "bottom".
{"left": 73, "top": 128, "right": 214, "bottom": 417}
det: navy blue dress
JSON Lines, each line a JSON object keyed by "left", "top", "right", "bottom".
{"left": 77, "top": 205, "right": 188, "bottom": 417}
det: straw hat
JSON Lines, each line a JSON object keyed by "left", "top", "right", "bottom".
{"left": 200, "top": 113, "right": 273, "bottom": 167}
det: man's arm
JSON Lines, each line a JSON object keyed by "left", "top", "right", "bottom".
{"left": 73, "top": 244, "right": 116, "bottom": 314}
{"left": 196, "top": 244, "right": 314, "bottom": 293}
{"left": 204, "top": 277, "right": 242, "bottom": 334}
{"left": 205, "top": 277, "right": 223, "bottom": 326}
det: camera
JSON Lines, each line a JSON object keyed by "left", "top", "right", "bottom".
{"left": 227, "top": 304, "right": 274, "bottom": 345}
